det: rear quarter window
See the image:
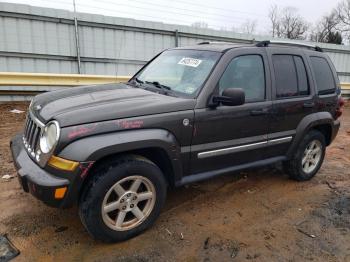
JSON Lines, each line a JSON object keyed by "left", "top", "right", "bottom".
{"left": 310, "top": 57, "right": 336, "bottom": 95}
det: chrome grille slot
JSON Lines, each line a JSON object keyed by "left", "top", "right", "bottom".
{"left": 32, "top": 127, "right": 40, "bottom": 151}
{"left": 28, "top": 122, "right": 36, "bottom": 150}
{"left": 24, "top": 117, "right": 30, "bottom": 136}
{"left": 25, "top": 118, "right": 32, "bottom": 140}
{"left": 23, "top": 112, "right": 43, "bottom": 158}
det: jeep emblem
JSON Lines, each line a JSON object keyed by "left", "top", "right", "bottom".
{"left": 183, "top": 118, "right": 190, "bottom": 126}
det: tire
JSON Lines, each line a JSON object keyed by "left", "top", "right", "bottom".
{"left": 79, "top": 155, "right": 167, "bottom": 242}
{"left": 283, "top": 130, "right": 326, "bottom": 181}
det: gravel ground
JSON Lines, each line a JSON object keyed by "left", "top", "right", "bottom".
{"left": 0, "top": 101, "right": 349, "bottom": 262}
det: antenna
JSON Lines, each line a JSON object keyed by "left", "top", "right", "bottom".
{"left": 72, "top": 0, "right": 82, "bottom": 74}
{"left": 115, "top": 32, "right": 125, "bottom": 80}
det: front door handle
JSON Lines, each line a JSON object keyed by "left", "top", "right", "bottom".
{"left": 250, "top": 109, "right": 269, "bottom": 116}
{"left": 303, "top": 102, "right": 315, "bottom": 108}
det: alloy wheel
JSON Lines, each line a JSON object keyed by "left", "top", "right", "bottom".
{"left": 101, "top": 175, "right": 156, "bottom": 231}
{"left": 302, "top": 140, "right": 322, "bottom": 174}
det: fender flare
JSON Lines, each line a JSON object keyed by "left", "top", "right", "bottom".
{"left": 58, "top": 129, "right": 183, "bottom": 181}
{"left": 286, "top": 112, "right": 336, "bottom": 158}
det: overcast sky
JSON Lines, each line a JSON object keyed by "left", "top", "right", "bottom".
{"left": 1, "top": 0, "right": 343, "bottom": 34}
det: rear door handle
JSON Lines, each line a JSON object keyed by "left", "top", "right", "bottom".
{"left": 303, "top": 102, "right": 315, "bottom": 108}
{"left": 250, "top": 108, "right": 269, "bottom": 116}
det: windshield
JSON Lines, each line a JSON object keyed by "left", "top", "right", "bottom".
{"left": 134, "top": 49, "right": 221, "bottom": 96}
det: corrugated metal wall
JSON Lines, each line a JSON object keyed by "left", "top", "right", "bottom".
{"left": 0, "top": 2, "right": 350, "bottom": 81}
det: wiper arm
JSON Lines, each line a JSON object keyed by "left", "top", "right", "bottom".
{"left": 127, "top": 77, "right": 144, "bottom": 88}
{"left": 132, "top": 79, "right": 177, "bottom": 96}
{"left": 145, "top": 81, "right": 171, "bottom": 90}
{"left": 134, "top": 77, "right": 144, "bottom": 84}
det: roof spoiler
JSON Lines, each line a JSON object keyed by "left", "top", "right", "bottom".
{"left": 256, "top": 40, "right": 323, "bottom": 52}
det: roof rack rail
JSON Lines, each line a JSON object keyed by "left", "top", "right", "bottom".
{"left": 198, "top": 41, "right": 210, "bottom": 45}
{"left": 256, "top": 40, "right": 323, "bottom": 52}
{"left": 197, "top": 41, "right": 237, "bottom": 45}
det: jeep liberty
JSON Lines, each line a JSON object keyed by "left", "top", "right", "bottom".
{"left": 10, "top": 40, "right": 344, "bottom": 242}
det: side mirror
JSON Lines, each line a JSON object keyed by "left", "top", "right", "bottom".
{"left": 212, "top": 88, "right": 245, "bottom": 107}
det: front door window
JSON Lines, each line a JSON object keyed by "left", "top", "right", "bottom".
{"left": 218, "top": 55, "right": 266, "bottom": 102}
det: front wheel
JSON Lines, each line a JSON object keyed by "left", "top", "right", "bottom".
{"left": 283, "top": 130, "right": 326, "bottom": 181}
{"left": 79, "top": 156, "right": 167, "bottom": 242}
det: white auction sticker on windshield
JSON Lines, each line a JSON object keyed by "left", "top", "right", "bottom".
{"left": 178, "top": 57, "right": 202, "bottom": 67}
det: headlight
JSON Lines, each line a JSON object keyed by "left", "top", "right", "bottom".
{"left": 40, "top": 121, "right": 60, "bottom": 154}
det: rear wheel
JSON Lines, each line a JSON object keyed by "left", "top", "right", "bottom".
{"left": 79, "top": 156, "right": 167, "bottom": 242}
{"left": 284, "top": 130, "right": 326, "bottom": 181}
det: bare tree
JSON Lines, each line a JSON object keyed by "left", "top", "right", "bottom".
{"left": 240, "top": 19, "right": 257, "bottom": 35}
{"left": 279, "top": 7, "right": 309, "bottom": 39}
{"left": 334, "top": 0, "right": 350, "bottom": 40}
{"left": 310, "top": 12, "right": 342, "bottom": 44}
{"left": 268, "top": 5, "right": 309, "bottom": 39}
{"left": 269, "top": 4, "right": 280, "bottom": 37}
{"left": 191, "top": 21, "right": 209, "bottom": 29}
{"left": 335, "top": 0, "right": 350, "bottom": 27}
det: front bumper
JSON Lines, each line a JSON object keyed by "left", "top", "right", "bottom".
{"left": 10, "top": 134, "right": 70, "bottom": 207}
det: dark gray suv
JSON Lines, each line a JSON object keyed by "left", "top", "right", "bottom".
{"left": 10, "top": 40, "right": 344, "bottom": 242}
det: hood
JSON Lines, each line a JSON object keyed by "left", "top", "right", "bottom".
{"left": 31, "top": 83, "right": 196, "bottom": 127}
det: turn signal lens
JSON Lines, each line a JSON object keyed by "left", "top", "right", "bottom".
{"left": 55, "top": 187, "right": 67, "bottom": 199}
{"left": 48, "top": 155, "right": 79, "bottom": 171}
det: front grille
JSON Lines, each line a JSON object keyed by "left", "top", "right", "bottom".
{"left": 23, "top": 112, "right": 43, "bottom": 158}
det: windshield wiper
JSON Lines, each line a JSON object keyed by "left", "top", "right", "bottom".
{"left": 131, "top": 79, "right": 176, "bottom": 96}
{"left": 134, "top": 77, "right": 144, "bottom": 84}
{"left": 127, "top": 77, "right": 144, "bottom": 88}
{"left": 145, "top": 81, "right": 171, "bottom": 91}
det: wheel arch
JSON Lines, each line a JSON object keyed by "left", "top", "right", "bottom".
{"left": 311, "top": 124, "right": 332, "bottom": 146}
{"left": 58, "top": 129, "right": 183, "bottom": 202}
{"left": 286, "top": 112, "right": 336, "bottom": 158}
{"left": 88, "top": 148, "right": 177, "bottom": 187}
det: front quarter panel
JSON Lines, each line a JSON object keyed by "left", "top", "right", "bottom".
{"left": 59, "top": 129, "right": 180, "bottom": 161}
{"left": 58, "top": 128, "right": 184, "bottom": 182}
{"left": 56, "top": 106, "right": 196, "bottom": 177}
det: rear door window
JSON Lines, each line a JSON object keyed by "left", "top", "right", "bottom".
{"left": 272, "top": 55, "right": 310, "bottom": 98}
{"left": 310, "top": 57, "right": 336, "bottom": 95}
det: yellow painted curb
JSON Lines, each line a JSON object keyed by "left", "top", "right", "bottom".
{"left": 0, "top": 72, "right": 349, "bottom": 92}
{"left": 0, "top": 72, "right": 130, "bottom": 86}
{"left": 341, "top": 83, "right": 350, "bottom": 90}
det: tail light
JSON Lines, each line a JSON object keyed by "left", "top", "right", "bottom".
{"left": 335, "top": 96, "right": 345, "bottom": 119}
